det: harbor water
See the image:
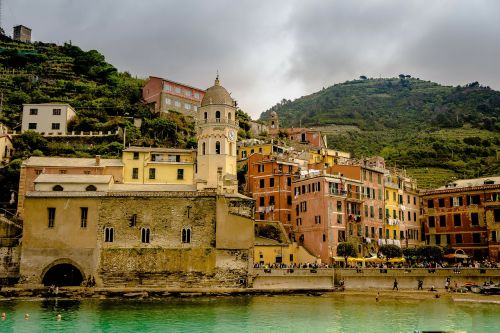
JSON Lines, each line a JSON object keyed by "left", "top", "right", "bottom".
{"left": 0, "top": 295, "right": 499, "bottom": 332}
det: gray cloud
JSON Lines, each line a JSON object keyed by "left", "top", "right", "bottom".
{"left": 3, "top": 0, "right": 500, "bottom": 118}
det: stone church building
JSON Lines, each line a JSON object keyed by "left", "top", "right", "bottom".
{"left": 18, "top": 78, "right": 256, "bottom": 288}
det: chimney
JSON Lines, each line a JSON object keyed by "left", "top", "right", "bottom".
{"left": 95, "top": 155, "right": 101, "bottom": 166}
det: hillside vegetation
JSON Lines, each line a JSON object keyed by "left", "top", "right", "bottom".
{"left": 261, "top": 76, "right": 500, "bottom": 188}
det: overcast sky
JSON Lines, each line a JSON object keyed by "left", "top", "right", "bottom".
{"left": 3, "top": 0, "right": 500, "bottom": 119}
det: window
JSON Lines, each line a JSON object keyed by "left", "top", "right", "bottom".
{"left": 315, "top": 216, "right": 321, "bottom": 224}
{"left": 182, "top": 227, "right": 191, "bottom": 243}
{"left": 287, "top": 196, "right": 292, "bottom": 205}
{"left": 393, "top": 230, "right": 397, "bottom": 239}
{"left": 364, "top": 205, "right": 368, "bottom": 217}
{"left": 59, "top": 170, "right": 67, "bottom": 174}
{"left": 407, "top": 211, "right": 411, "bottom": 221}
{"left": 133, "top": 152, "right": 139, "bottom": 160}
{"left": 104, "top": 227, "right": 114, "bottom": 242}
{"left": 428, "top": 199, "right": 434, "bottom": 208}
{"left": 28, "top": 123, "right": 37, "bottom": 129}
{"left": 414, "top": 212, "right": 417, "bottom": 221}
{"left": 184, "top": 90, "right": 192, "bottom": 97}
{"left": 215, "top": 141, "right": 221, "bottom": 154}
{"left": 323, "top": 234, "right": 326, "bottom": 242}
{"left": 370, "top": 206, "right": 374, "bottom": 218}
{"left": 407, "top": 195, "right": 410, "bottom": 204}
{"left": 165, "top": 98, "right": 171, "bottom": 105}
{"left": 86, "top": 184, "right": 97, "bottom": 191}
{"left": 164, "top": 84, "right": 171, "bottom": 91}
{"left": 428, "top": 216, "right": 435, "bottom": 228}
{"left": 177, "top": 169, "right": 184, "bottom": 180}
{"left": 132, "top": 168, "right": 139, "bottom": 179}
{"left": 317, "top": 182, "right": 320, "bottom": 191}
{"left": 337, "top": 201, "right": 342, "bottom": 212}
{"left": 469, "top": 195, "right": 480, "bottom": 205}
{"left": 471, "top": 212, "right": 479, "bottom": 226}
{"left": 393, "top": 192, "right": 396, "bottom": 202}
{"left": 259, "top": 197, "right": 264, "bottom": 206}
{"left": 80, "top": 207, "right": 88, "bottom": 228}
{"left": 473, "top": 233, "right": 481, "bottom": 244}
{"left": 194, "top": 92, "right": 200, "bottom": 99}
{"left": 48, "top": 208, "right": 56, "bottom": 228}
{"left": 141, "top": 227, "right": 150, "bottom": 243}
{"left": 52, "top": 185, "right": 63, "bottom": 191}
{"left": 184, "top": 103, "right": 191, "bottom": 110}
{"left": 260, "top": 179, "right": 265, "bottom": 188}
{"left": 53, "top": 109, "right": 61, "bottom": 115}
{"left": 493, "top": 231, "right": 497, "bottom": 242}
{"left": 51, "top": 123, "right": 60, "bottom": 130}
{"left": 377, "top": 174, "right": 381, "bottom": 184}
{"left": 269, "top": 196, "right": 275, "bottom": 206}
{"left": 215, "top": 111, "right": 221, "bottom": 122}
{"left": 270, "top": 178, "right": 275, "bottom": 187}
{"left": 385, "top": 190, "right": 389, "bottom": 200}
{"left": 337, "top": 215, "right": 343, "bottom": 224}
{"left": 439, "top": 215, "right": 446, "bottom": 227}
{"left": 174, "top": 101, "right": 181, "bottom": 107}
{"left": 495, "top": 209, "right": 500, "bottom": 223}
{"left": 451, "top": 196, "right": 463, "bottom": 207}
{"left": 175, "top": 87, "right": 181, "bottom": 93}
{"left": 455, "top": 234, "right": 462, "bottom": 244}
{"left": 379, "top": 207, "right": 383, "bottom": 219}
{"left": 414, "top": 197, "right": 417, "bottom": 205}
{"left": 149, "top": 168, "right": 156, "bottom": 180}
{"left": 454, "top": 214, "right": 461, "bottom": 227}
{"left": 29, "top": 108, "right": 38, "bottom": 115}
{"left": 35, "top": 169, "right": 42, "bottom": 175}
{"left": 287, "top": 177, "right": 292, "bottom": 186}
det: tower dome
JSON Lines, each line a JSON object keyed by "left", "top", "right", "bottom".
{"left": 270, "top": 111, "right": 278, "bottom": 117}
{"left": 200, "top": 76, "right": 234, "bottom": 107}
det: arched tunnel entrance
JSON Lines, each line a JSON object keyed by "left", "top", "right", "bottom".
{"left": 42, "top": 263, "right": 84, "bottom": 286}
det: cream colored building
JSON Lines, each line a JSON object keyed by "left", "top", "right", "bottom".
{"left": 122, "top": 147, "right": 196, "bottom": 185}
{"left": 21, "top": 103, "right": 77, "bottom": 134}
{"left": 0, "top": 123, "right": 14, "bottom": 164}
{"left": 196, "top": 76, "right": 239, "bottom": 193}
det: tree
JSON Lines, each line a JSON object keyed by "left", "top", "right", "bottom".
{"left": 379, "top": 244, "right": 402, "bottom": 260}
{"left": 337, "top": 242, "right": 357, "bottom": 266}
{"left": 359, "top": 75, "right": 367, "bottom": 80}
{"left": 417, "top": 245, "right": 443, "bottom": 260}
{"left": 12, "top": 131, "right": 48, "bottom": 157}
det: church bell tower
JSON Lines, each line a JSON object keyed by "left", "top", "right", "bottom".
{"left": 196, "top": 76, "right": 238, "bottom": 193}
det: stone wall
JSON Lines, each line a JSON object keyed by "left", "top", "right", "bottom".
{"left": 0, "top": 245, "right": 20, "bottom": 283}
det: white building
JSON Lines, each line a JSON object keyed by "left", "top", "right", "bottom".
{"left": 21, "top": 103, "right": 77, "bottom": 135}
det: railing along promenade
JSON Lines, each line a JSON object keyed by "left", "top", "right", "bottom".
{"left": 339, "top": 267, "right": 500, "bottom": 277}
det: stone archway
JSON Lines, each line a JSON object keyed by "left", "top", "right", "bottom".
{"left": 41, "top": 259, "right": 85, "bottom": 286}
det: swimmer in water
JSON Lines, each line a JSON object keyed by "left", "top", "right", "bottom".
{"left": 24, "top": 313, "right": 30, "bottom": 320}
{"left": 56, "top": 314, "right": 62, "bottom": 321}
{"left": 1, "top": 312, "right": 6, "bottom": 320}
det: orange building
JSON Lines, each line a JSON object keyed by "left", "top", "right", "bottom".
{"left": 421, "top": 177, "right": 500, "bottom": 259}
{"left": 142, "top": 76, "right": 205, "bottom": 118}
{"left": 246, "top": 153, "right": 300, "bottom": 235}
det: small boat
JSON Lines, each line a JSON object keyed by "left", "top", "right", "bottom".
{"left": 480, "top": 284, "right": 500, "bottom": 295}
{"left": 470, "top": 286, "right": 482, "bottom": 293}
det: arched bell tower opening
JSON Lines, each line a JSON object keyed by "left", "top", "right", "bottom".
{"left": 41, "top": 260, "right": 85, "bottom": 286}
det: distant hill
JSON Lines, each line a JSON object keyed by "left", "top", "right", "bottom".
{"left": 260, "top": 76, "right": 500, "bottom": 188}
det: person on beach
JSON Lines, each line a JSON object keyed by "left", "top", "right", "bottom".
{"left": 393, "top": 279, "right": 398, "bottom": 290}
{"left": 376, "top": 292, "right": 380, "bottom": 302}
{"left": 445, "top": 277, "right": 450, "bottom": 291}
{"left": 417, "top": 279, "right": 423, "bottom": 290}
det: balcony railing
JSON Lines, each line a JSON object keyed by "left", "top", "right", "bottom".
{"left": 198, "top": 118, "right": 239, "bottom": 126}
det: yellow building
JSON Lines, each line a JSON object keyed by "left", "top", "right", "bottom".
{"left": 0, "top": 123, "right": 14, "bottom": 164}
{"left": 384, "top": 175, "right": 401, "bottom": 243}
{"left": 254, "top": 238, "right": 319, "bottom": 265}
{"left": 237, "top": 143, "right": 273, "bottom": 160}
{"left": 122, "top": 147, "right": 196, "bottom": 185}
{"left": 303, "top": 148, "right": 351, "bottom": 166}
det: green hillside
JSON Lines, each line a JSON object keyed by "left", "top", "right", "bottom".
{"left": 260, "top": 76, "right": 500, "bottom": 188}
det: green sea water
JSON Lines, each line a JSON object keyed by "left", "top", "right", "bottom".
{"left": 0, "top": 295, "right": 498, "bottom": 333}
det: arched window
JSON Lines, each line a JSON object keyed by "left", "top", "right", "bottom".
{"left": 141, "top": 227, "right": 150, "bottom": 243}
{"left": 104, "top": 227, "right": 114, "bottom": 242}
{"left": 215, "top": 111, "right": 221, "bottom": 122}
{"left": 204, "top": 112, "right": 208, "bottom": 120}
{"left": 182, "top": 227, "right": 191, "bottom": 243}
{"left": 228, "top": 112, "right": 232, "bottom": 120}
{"left": 86, "top": 185, "right": 97, "bottom": 191}
{"left": 229, "top": 143, "right": 233, "bottom": 156}
{"left": 52, "top": 185, "right": 64, "bottom": 191}
{"left": 202, "top": 142, "right": 206, "bottom": 155}
{"left": 215, "top": 141, "right": 221, "bottom": 154}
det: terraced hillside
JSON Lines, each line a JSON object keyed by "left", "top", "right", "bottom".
{"left": 262, "top": 77, "right": 500, "bottom": 188}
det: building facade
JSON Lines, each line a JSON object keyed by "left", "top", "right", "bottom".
{"left": 21, "top": 103, "right": 77, "bottom": 134}
{"left": 421, "top": 177, "right": 500, "bottom": 259}
{"left": 0, "top": 123, "right": 14, "bottom": 164}
{"left": 13, "top": 25, "right": 32, "bottom": 43}
{"left": 142, "top": 76, "right": 205, "bottom": 118}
